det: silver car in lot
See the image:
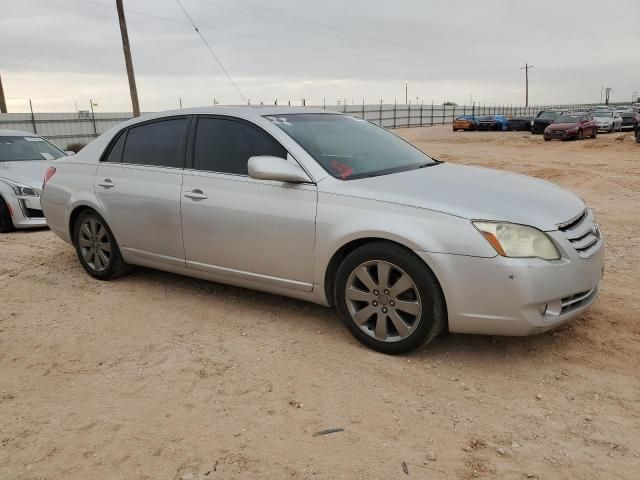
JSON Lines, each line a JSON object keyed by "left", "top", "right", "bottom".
{"left": 41, "top": 107, "right": 605, "bottom": 354}
{"left": 0, "top": 129, "right": 68, "bottom": 232}
{"left": 592, "top": 111, "right": 623, "bottom": 132}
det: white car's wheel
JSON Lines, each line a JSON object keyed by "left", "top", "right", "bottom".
{"left": 0, "top": 196, "right": 15, "bottom": 233}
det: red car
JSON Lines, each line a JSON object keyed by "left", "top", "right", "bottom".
{"left": 544, "top": 113, "right": 597, "bottom": 141}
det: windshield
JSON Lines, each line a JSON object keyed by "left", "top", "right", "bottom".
{"left": 265, "top": 114, "right": 437, "bottom": 180}
{"left": 593, "top": 112, "right": 613, "bottom": 118}
{"left": 555, "top": 115, "right": 582, "bottom": 123}
{"left": 537, "top": 111, "right": 560, "bottom": 120}
{"left": 0, "top": 136, "right": 66, "bottom": 162}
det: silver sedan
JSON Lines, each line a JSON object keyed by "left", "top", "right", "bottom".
{"left": 0, "top": 129, "right": 68, "bottom": 232}
{"left": 41, "top": 107, "right": 604, "bottom": 354}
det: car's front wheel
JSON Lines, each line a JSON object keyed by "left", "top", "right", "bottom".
{"left": 335, "top": 242, "right": 446, "bottom": 354}
{"left": 0, "top": 196, "right": 15, "bottom": 233}
{"left": 73, "top": 210, "right": 131, "bottom": 280}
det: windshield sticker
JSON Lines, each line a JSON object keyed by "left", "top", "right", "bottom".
{"left": 330, "top": 160, "right": 353, "bottom": 180}
{"left": 266, "top": 116, "right": 292, "bottom": 126}
{"left": 40, "top": 152, "right": 54, "bottom": 160}
{"left": 25, "top": 137, "right": 44, "bottom": 142}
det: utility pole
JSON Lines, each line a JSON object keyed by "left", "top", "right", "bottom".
{"left": 116, "top": 0, "right": 140, "bottom": 117}
{"left": 604, "top": 87, "right": 612, "bottom": 105}
{"left": 0, "top": 74, "right": 6, "bottom": 113}
{"left": 520, "top": 63, "right": 533, "bottom": 107}
{"left": 632, "top": 91, "right": 638, "bottom": 103}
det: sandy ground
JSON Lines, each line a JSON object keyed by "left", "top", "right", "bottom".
{"left": 1, "top": 127, "right": 639, "bottom": 480}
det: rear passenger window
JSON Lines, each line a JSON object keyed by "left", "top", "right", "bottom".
{"left": 122, "top": 118, "right": 187, "bottom": 168}
{"left": 103, "top": 130, "right": 126, "bottom": 163}
{"left": 193, "top": 117, "right": 287, "bottom": 175}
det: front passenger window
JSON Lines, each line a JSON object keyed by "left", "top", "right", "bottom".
{"left": 193, "top": 117, "right": 287, "bottom": 175}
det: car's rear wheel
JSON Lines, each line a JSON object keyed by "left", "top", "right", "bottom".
{"left": 0, "top": 196, "right": 15, "bottom": 233}
{"left": 73, "top": 210, "right": 131, "bottom": 280}
{"left": 592, "top": 128, "right": 597, "bottom": 139}
{"left": 335, "top": 242, "right": 446, "bottom": 354}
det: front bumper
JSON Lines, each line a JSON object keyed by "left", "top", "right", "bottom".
{"left": 2, "top": 193, "right": 47, "bottom": 229}
{"left": 596, "top": 123, "right": 613, "bottom": 131}
{"left": 544, "top": 129, "right": 578, "bottom": 140}
{"left": 417, "top": 231, "right": 605, "bottom": 336}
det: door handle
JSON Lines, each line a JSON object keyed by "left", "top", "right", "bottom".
{"left": 184, "top": 189, "right": 208, "bottom": 200}
{"left": 97, "top": 179, "right": 115, "bottom": 189}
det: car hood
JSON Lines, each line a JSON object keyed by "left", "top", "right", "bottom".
{"left": 547, "top": 122, "right": 579, "bottom": 130}
{"left": 0, "top": 160, "right": 53, "bottom": 189}
{"left": 325, "top": 163, "right": 584, "bottom": 231}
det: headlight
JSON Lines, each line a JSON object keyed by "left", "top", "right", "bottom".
{"left": 472, "top": 221, "right": 560, "bottom": 260}
{"left": 0, "top": 179, "right": 39, "bottom": 197}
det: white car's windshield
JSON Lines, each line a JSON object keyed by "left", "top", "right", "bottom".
{"left": 0, "top": 136, "right": 66, "bottom": 162}
{"left": 265, "top": 114, "right": 438, "bottom": 180}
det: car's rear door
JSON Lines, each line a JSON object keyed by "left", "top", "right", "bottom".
{"left": 94, "top": 116, "right": 189, "bottom": 267}
{"left": 180, "top": 115, "right": 317, "bottom": 291}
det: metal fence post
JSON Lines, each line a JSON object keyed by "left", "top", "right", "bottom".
{"left": 407, "top": 102, "right": 411, "bottom": 127}
{"left": 393, "top": 99, "right": 397, "bottom": 128}
{"left": 442, "top": 105, "right": 445, "bottom": 125}
{"left": 430, "top": 101, "right": 434, "bottom": 126}
{"left": 452, "top": 104, "right": 456, "bottom": 123}
{"left": 362, "top": 98, "right": 365, "bottom": 119}
{"left": 28, "top": 99, "right": 37, "bottom": 134}
{"left": 89, "top": 98, "right": 98, "bottom": 137}
{"left": 379, "top": 100, "right": 383, "bottom": 127}
{"left": 420, "top": 102, "right": 423, "bottom": 126}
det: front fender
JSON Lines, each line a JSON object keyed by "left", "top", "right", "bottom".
{"left": 313, "top": 192, "right": 496, "bottom": 287}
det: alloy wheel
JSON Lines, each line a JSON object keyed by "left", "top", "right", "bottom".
{"left": 345, "top": 260, "right": 422, "bottom": 342}
{"left": 78, "top": 217, "right": 111, "bottom": 272}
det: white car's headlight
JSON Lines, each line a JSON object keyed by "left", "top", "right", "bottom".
{"left": 0, "top": 179, "right": 39, "bottom": 197}
{"left": 472, "top": 221, "right": 560, "bottom": 260}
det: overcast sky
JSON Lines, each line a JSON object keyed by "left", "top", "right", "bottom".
{"left": 2, "top": 0, "right": 639, "bottom": 112}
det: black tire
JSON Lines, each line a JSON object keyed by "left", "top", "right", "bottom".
{"left": 335, "top": 242, "right": 446, "bottom": 354}
{"left": 577, "top": 129, "right": 584, "bottom": 140}
{"left": 73, "top": 210, "right": 131, "bottom": 280}
{"left": 544, "top": 137, "right": 551, "bottom": 141}
{"left": 592, "top": 128, "right": 597, "bottom": 139}
{"left": 0, "top": 196, "right": 15, "bottom": 233}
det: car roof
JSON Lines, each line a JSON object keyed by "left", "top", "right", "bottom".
{"left": 0, "top": 129, "right": 40, "bottom": 137}
{"left": 137, "top": 105, "right": 335, "bottom": 121}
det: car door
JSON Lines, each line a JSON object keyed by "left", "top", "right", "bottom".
{"left": 180, "top": 116, "right": 317, "bottom": 291}
{"left": 94, "top": 116, "right": 189, "bottom": 267}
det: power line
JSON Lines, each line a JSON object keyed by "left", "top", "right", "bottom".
{"left": 71, "top": 0, "right": 513, "bottom": 76}
{"left": 173, "top": 0, "right": 246, "bottom": 102}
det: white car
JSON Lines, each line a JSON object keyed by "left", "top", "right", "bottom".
{"left": 0, "top": 129, "right": 68, "bottom": 232}
{"left": 592, "top": 111, "right": 622, "bottom": 133}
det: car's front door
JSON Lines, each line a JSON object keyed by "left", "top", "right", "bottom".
{"left": 180, "top": 116, "right": 317, "bottom": 291}
{"left": 94, "top": 117, "right": 189, "bottom": 267}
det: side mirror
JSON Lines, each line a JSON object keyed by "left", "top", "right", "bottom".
{"left": 248, "top": 155, "right": 311, "bottom": 183}
{"left": 65, "top": 151, "right": 76, "bottom": 156}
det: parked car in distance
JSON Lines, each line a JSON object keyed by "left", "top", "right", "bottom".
{"left": 592, "top": 111, "right": 623, "bottom": 132}
{"left": 477, "top": 115, "right": 508, "bottom": 131}
{"left": 507, "top": 117, "right": 532, "bottom": 131}
{"left": 544, "top": 113, "right": 597, "bottom": 141}
{"left": 531, "top": 110, "right": 564, "bottom": 134}
{"left": 452, "top": 115, "right": 478, "bottom": 131}
{"left": 620, "top": 111, "right": 640, "bottom": 131}
{"left": 41, "top": 107, "right": 604, "bottom": 354}
{"left": 0, "top": 129, "right": 70, "bottom": 233}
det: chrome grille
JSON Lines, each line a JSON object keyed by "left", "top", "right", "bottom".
{"left": 557, "top": 209, "right": 601, "bottom": 258}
